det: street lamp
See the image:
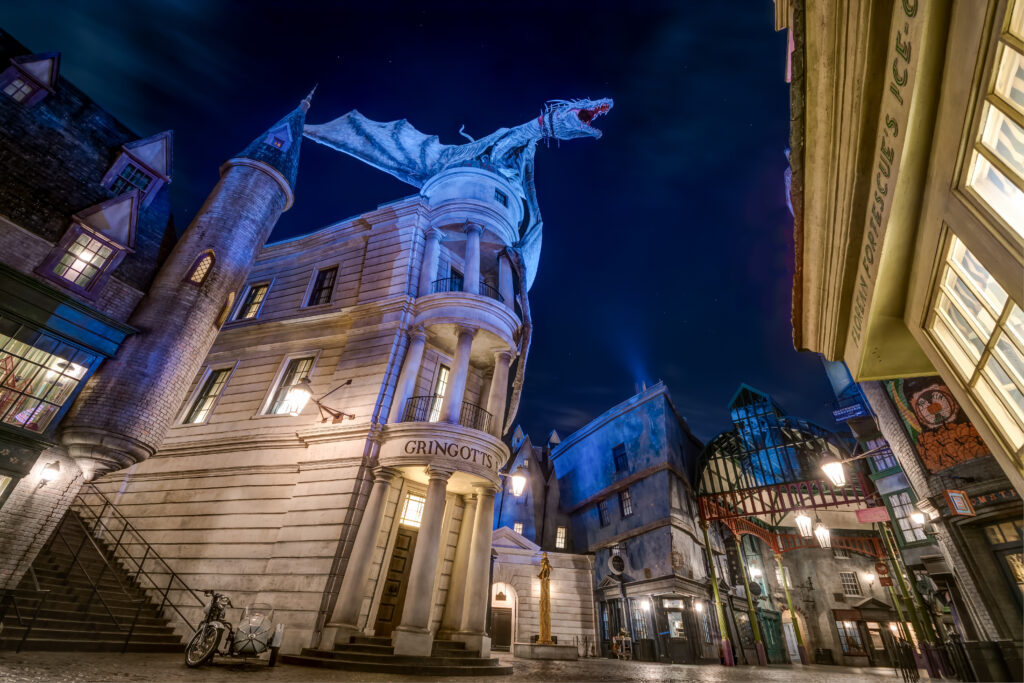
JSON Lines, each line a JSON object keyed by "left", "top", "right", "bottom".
{"left": 910, "top": 510, "right": 926, "bottom": 526}
{"left": 820, "top": 453, "right": 846, "bottom": 487}
{"left": 284, "top": 378, "right": 313, "bottom": 416}
{"left": 865, "top": 571, "right": 876, "bottom": 588}
{"left": 814, "top": 519, "right": 831, "bottom": 549}
{"left": 499, "top": 465, "right": 528, "bottom": 497}
{"left": 694, "top": 601, "right": 704, "bottom": 613}
{"left": 38, "top": 460, "right": 60, "bottom": 488}
{"left": 795, "top": 511, "right": 814, "bottom": 538}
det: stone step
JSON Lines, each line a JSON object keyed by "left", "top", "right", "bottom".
{"left": 349, "top": 635, "right": 392, "bottom": 646}
{"left": 0, "top": 637, "right": 183, "bottom": 653}
{"left": 6, "top": 599, "right": 170, "bottom": 623}
{"left": 281, "top": 653, "right": 512, "bottom": 676}
{"left": 0, "top": 616, "right": 175, "bottom": 634}
{"left": 0, "top": 626, "right": 182, "bottom": 644}
{"left": 333, "top": 642, "right": 395, "bottom": 655}
{"left": 301, "top": 648, "right": 499, "bottom": 666}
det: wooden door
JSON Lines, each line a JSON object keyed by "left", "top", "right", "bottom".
{"left": 491, "top": 607, "right": 513, "bottom": 650}
{"left": 373, "top": 528, "right": 417, "bottom": 637}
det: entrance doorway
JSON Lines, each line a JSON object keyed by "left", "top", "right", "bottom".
{"left": 491, "top": 607, "right": 512, "bottom": 650}
{"left": 758, "top": 609, "right": 785, "bottom": 663}
{"left": 782, "top": 621, "right": 800, "bottom": 663}
{"left": 372, "top": 528, "right": 417, "bottom": 637}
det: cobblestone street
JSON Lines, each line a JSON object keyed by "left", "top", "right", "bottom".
{"left": 0, "top": 652, "right": 902, "bottom": 683}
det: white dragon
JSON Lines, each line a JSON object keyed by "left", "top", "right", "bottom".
{"left": 303, "top": 97, "right": 613, "bottom": 291}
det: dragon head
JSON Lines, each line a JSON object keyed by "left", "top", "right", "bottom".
{"left": 541, "top": 97, "right": 614, "bottom": 140}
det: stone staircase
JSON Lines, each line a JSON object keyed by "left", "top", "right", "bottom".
{"left": 0, "top": 510, "right": 184, "bottom": 652}
{"left": 282, "top": 635, "right": 514, "bottom": 676}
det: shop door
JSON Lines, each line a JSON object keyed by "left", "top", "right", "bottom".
{"left": 372, "top": 528, "right": 417, "bottom": 637}
{"left": 602, "top": 600, "right": 622, "bottom": 657}
{"left": 491, "top": 607, "right": 512, "bottom": 651}
{"left": 663, "top": 608, "right": 695, "bottom": 663}
{"left": 782, "top": 622, "right": 800, "bottom": 663}
{"left": 758, "top": 610, "right": 785, "bottom": 663}
{"left": 865, "top": 621, "right": 891, "bottom": 667}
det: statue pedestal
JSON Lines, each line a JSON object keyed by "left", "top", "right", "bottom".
{"left": 513, "top": 642, "right": 578, "bottom": 660}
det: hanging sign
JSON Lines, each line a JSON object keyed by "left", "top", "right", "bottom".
{"left": 857, "top": 507, "right": 891, "bottom": 523}
{"left": 875, "top": 562, "right": 889, "bottom": 575}
{"left": 880, "top": 577, "right": 894, "bottom": 587}
{"left": 944, "top": 489, "right": 976, "bottom": 517}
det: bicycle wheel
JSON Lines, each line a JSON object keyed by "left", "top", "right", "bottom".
{"left": 185, "top": 624, "right": 220, "bottom": 667}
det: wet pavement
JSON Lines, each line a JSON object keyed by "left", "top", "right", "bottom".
{"left": 0, "top": 651, "right": 902, "bottom": 683}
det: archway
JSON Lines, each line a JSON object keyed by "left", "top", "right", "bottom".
{"left": 490, "top": 581, "right": 519, "bottom": 651}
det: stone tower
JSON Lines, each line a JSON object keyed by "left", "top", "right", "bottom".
{"left": 59, "top": 94, "right": 310, "bottom": 479}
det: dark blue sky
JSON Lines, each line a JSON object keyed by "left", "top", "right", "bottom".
{"left": 2, "top": 1, "right": 842, "bottom": 442}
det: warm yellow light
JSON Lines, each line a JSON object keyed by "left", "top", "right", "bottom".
{"left": 889, "top": 623, "right": 899, "bottom": 633}
{"left": 910, "top": 511, "right": 926, "bottom": 526}
{"left": 284, "top": 378, "right": 313, "bottom": 416}
{"left": 40, "top": 461, "right": 60, "bottom": 481}
{"left": 749, "top": 566, "right": 762, "bottom": 579}
{"left": 639, "top": 600, "right": 651, "bottom": 611}
{"left": 814, "top": 521, "right": 831, "bottom": 549}
{"left": 510, "top": 466, "right": 527, "bottom": 497}
{"left": 821, "top": 456, "right": 846, "bottom": 487}
{"left": 694, "top": 601, "right": 704, "bottom": 613}
{"left": 865, "top": 572, "right": 876, "bottom": 583}
{"left": 795, "top": 512, "right": 813, "bottom": 538}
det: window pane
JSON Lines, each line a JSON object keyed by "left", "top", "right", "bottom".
{"left": 996, "top": 333, "right": 1024, "bottom": 387}
{"left": 936, "top": 294, "right": 987, "bottom": 359}
{"left": 268, "top": 357, "right": 313, "bottom": 414}
{"left": 969, "top": 151, "right": 1024, "bottom": 236}
{"left": 976, "top": 373, "right": 1024, "bottom": 449}
{"left": 238, "top": 283, "right": 268, "bottom": 320}
{"left": 983, "top": 354, "right": 1024, "bottom": 425}
{"left": 1010, "top": 0, "right": 1023, "bottom": 40}
{"left": 400, "top": 494, "right": 426, "bottom": 527}
{"left": 1008, "top": 304, "right": 1024, "bottom": 348}
{"left": 980, "top": 103, "right": 1024, "bottom": 180}
{"left": 184, "top": 368, "right": 231, "bottom": 424}
{"left": 949, "top": 238, "right": 1009, "bottom": 311}
{"left": 996, "top": 45, "right": 1024, "bottom": 116}
{"left": 944, "top": 271, "right": 998, "bottom": 334}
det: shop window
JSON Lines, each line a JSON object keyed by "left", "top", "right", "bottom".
{"left": 984, "top": 519, "right": 1024, "bottom": 604}
{"left": 0, "top": 316, "right": 97, "bottom": 434}
{"left": 187, "top": 251, "right": 214, "bottom": 284}
{"left": 555, "top": 526, "right": 566, "bottom": 549}
{"left": 840, "top": 571, "right": 862, "bottom": 596}
{"left": 597, "top": 499, "right": 610, "bottom": 526}
{"left": 619, "top": 488, "right": 634, "bottom": 517}
{"left": 612, "top": 443, "right": 628, "bottom": 472}
{"left": 235, "top": 282, "right": 269, "bottom": 320}
{"left": 887, "top": 490, "right": 928, "bottom": 544}
{"left": 513, "top": 521, "right": 523, "bottom": 535}
{"left": 182, "top": 367, "right": 232, "bottom": 424}
{"left": 265, "top": 356, "right": 314, "bottom": 415}
{"left": 928, "top": 236, "right": 1024, "bottom": 453}
{"left": 627, "top": 599, "right": 651, "bottom": 639}
{"left": 399, "top": 493, "right": 426, "bottom": 528}
{"left": 835, "top": 620, "right": 867, "bottom": 655}
{"left": 306, "top": 266, "right": 337, "bottom": 306}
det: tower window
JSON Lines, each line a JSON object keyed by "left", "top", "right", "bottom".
{"left": 53, "top": 232, "right": 115, "bottom": 290}
{"left": 513, "top": 522, "right": 523, "bottom": 535}
{"left": 306, "top": 267, "right": 337, "bottom": 306}
{"left": 494, "top": 189, "right": 508, "bottom": 207}
{"left": 266, "top": 356, "right": 314, "bottom": 415}
{"left": 400, "top": 493, "right": 426, "bottom": 528}
{"left": 597, "top": 499, "right": 610, "bottom": 526}
{"left": 3, "top": 77, "right": 35, "bottom": 102}
{"left": 188, "top": 252, "right": 215, "bottom": 284}
{"left": 612, "top": 443, "right": 628, "bottom": 472}
{"left": 619, "top": 489, "right": 634, "bottom": 517}
{"left": 183, "top": 368, "right": 232, "bottom": 424}
{"left": 235, "top": 283, "right": 269, "bottom": 320}
{"left": 263, "top": 123, "right": 292, "bottom": 152}
{"left": 108, "top": 163, "right": 153, "bottom": 196}
{"left": 555, "top": 526, "right": 566, "bottom": 549}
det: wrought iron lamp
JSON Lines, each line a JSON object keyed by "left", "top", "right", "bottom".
{"left": 795, "top": 511, "right": 814, "bottom": 538}
{"left": 289, "top": 378, "right": 355, "bottom": 422}
{"left": 819, "top": 444, "right": 894, "bottom": 488}
{"left": 814, "top": 517, "right": 831, "bottom": 549}
{"left": 37, "top": 460, "right": 60, "bottom": 488}
{"left": 499, "top": 465, "right": 528, "bottom": 497}
{"left": 865, "top": 571, "right": 876, "bottom": 588}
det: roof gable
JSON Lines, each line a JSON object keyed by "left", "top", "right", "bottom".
{"left": 124, "top": 131, "right": 173, "bottom": 179}
{"left": 75, "top": 191, "right": 140, "bottom": 248}
{"left": 12, "top": 51, "right": 60, "bottom": 90}
{"left": 492, "top": 526, "right": 540, "bottom": 551}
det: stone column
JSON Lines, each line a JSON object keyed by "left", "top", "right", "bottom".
{"left": 497, "top": 252, "right": 514, "bottom": 310}
{"left": 463, "top": 223, "right": 482, "bottom": 295}
{"left": 392, "top": 467, "right": 452, "bottom": 656}
{"left": 438, "top": 494, "right": 479, "bottom": 638}
{"left": 485, "top": 350, "right": 513, "bottom": 437}
{"left": 440, "top": 325, "right": 476, "bottom": 425}
{"left": 329, "top": 467, "right": 401, "bottom": 646}
{"left": 417, "top": 227, "right": 444, "bottom": 296}
{"left": 387, "top": 327, "right": 427, "bottom": 424}
{"left": 455, "top": 483, "right": 496, "bottom": 657}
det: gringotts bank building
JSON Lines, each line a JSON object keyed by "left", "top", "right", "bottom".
{"left": 0, "top": 32, "right": 612, "bottom": 674}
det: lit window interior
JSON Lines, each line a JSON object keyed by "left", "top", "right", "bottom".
{"left": 929, "top": 236, "right": 1024, "bottom": 453}
{"left": 190, "top": 253, "right": 214, "bottom": 284}
{"left": 513, "top": 522, "right": 523, "bottom": 535}
{"left": 54, "top": 232, "right": 113, "bottom": 289}
{"left": 400, "top": 493, "right": 426, "bottom": 528}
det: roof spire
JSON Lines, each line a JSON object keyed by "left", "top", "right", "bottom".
{"left": 301, "top": 84, "right": 317, "bottom": 113}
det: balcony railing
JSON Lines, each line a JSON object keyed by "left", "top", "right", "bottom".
{"left": 431, "top": 277, "right": 504, "bottom": 303}
{"left": 403, "top": 395, "right": 492, "bottom": 433}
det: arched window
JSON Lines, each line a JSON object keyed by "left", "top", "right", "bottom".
{"left": 188, "top": 251, "right": 215, "bottom": 284}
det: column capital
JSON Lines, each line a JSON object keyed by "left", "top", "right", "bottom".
{"left": 455, "top": 324, "right": 479, "bottom": 339}
{"left": 425, "top": 465, "right": 454, "bottom": 481}
{"left": 493, "top": 349, "right": 514, "bottom": 365}
{"left": 408, "top": 326, "right": 427, "bottom": 342}
{"left": 463, "top": 222, "right": 484, "bottom": 236}
{"left": 425, "top": 226, "right": 445, "bottom": 242}
{"left": 471, "top": 481, "right": 498, "bottom": 496}
{"left": 374, "top": 466, "right": 403, "bottom": 483}
{"left": 461, "top": 492, "right": 480, "bottom": 505}
{"left": 699, "top": 520, "right": 710, "bottom": 530}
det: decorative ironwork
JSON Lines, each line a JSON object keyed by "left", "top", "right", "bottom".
{"left": 430, "top": 277, "right": 504, "bottom": 303}
{"left": 403, "top": 395, "right": 491, "bottom": 433}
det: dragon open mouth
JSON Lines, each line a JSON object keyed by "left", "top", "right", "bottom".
{"left": 576, "top": 103, "right": 611, "bottom": 127}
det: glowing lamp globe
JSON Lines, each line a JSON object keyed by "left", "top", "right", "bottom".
{"left": 749, "top": 566, "right": 762, "bottom": 579}
{"left": 694, "top": 601, "right": 704, "bottom": 613}
{"left": 910, "top": 511, "right": 926, "bottom": 526}
{"left": 814, "top": 521, "right": 831, "bottom": 549}
{"left": 865, "top": 572, "right": 876, "bottom": 583}
{"left": 795, "top": 512, "right": 813, "bottom": 538}
{"left": 640, "top": 600, "right": 651, "bottom": 611}
{"left": 40, "top": 461, "right": 60, "bottom": 481}
{"left": 821, "top": 454, "right": 846, "bottom": 487}
{"left": 889, "top": 623, "right": 899, "bottom": 633}
{"left": 285, "top": 378, "right": 313, "bottom": 416}
{"left": 510, "top": 467, "right": 527, "bottom": 497}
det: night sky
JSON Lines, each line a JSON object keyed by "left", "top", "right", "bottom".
{"left": 2, "top": 1, "right": 843, "bottom": 443}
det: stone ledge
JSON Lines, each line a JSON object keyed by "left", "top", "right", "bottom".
{"left": 512, "top": 642, "right": 578, "bottom": 660}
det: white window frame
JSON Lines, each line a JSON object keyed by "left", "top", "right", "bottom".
{"left": 257, "top": 351, "right": 321, "bottom": 417}
{"left": 513, "top": 522, "right": 523, "bottom": 535}
{"left": 399, "top": 492, "right": 427, "bottom": 528}
{"left": 839, "top": 571, "right": 862, "bottom": 597}
{"left": 232, "top": 279, "right": 273, "bottom": 322}
{"left": 177, "top": 361, "right": 238, "bottom": 426}
{"left": 555, "top": 526, "right": 567, "bottom": 549}
{"left": 303, "top": 264, "right": 339, "bottom": 308}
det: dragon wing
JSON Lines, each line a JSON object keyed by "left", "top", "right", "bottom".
{"left": 303, "top": 110, "right": 450, "bottom": 188}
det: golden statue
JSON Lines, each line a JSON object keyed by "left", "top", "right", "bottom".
{"left": 538, "top": 552, "right": 553, "bottom": 645}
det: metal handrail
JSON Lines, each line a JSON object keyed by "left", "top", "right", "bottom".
{"left": 69, "top": 484, "right": 206, "bottom": 644}
{"left": 402, "top": 395, "right": 491, "bottom": 432}
{"left": 0, "top": 587, "right": 50, "bottom": 652}
{"left": 430, "top": 277, "right": 504, "bottom": 303}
